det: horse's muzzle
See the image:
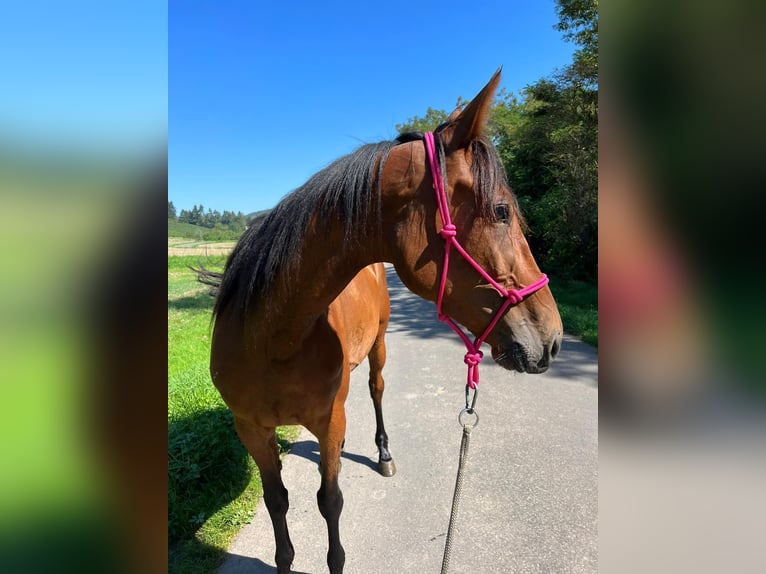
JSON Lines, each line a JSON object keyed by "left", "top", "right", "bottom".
{"left": 492, "top": 334, "right": 561, "bottom": 374}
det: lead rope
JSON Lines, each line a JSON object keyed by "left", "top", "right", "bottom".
{"left": 440, "top": 387, "right": 479, "bottom": 574}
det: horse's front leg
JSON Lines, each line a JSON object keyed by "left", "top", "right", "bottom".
{"left": 313, "top": 386, "right": 349, "bottom": 573}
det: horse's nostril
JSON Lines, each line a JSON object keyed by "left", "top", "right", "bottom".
{"left": 550, "top": 337, "right": 561, "bottom": 359}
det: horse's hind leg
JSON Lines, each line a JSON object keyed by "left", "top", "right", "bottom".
{"left": 368, "top": 323, "right": 396, "bottom": 477}
{"left": 233, "top": 417, "right": 295, "bottom": 574}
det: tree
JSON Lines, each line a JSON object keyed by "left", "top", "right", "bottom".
{"left": 395, "top": 97, "right": 468, "bottom": 134}
{"left": 188, "top": 204, "right": 204, "bottom": 226}
{"left": 494, "top": 70, "right": 597, "bottom": 281}
{"left": 168, "top": 200, "right": 177, "bottom": 220}
{"left": 554, "top": 0, "right": 598, "bottom": 89}
{"left": 390, "top": 0, "right": 598, "bottom": 281}
{"left": 396, "top": 107, "right": 449, "bottom": 134}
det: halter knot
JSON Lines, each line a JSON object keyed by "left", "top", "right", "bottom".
{"left": 439, "top": 224, "right": 457, "bottom": 239}
{"left": 506, "top": 290, "right": 523, "bottom": 305}
{"left": 463, "top": 351, "right": 483, "bottom": 367}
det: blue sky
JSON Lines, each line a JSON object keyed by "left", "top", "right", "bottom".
{"left": 0, "top": 1, "right": 167, "bottom": 154}
{"left": 170, "top": 0, "right": 576, "bottom": 214}
{"left": 0, "top": 2, "right": 573, "bottom": 215}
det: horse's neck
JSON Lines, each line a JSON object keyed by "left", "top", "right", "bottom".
{"left": 257, "top": 228, "right": 378, "bottom": 359}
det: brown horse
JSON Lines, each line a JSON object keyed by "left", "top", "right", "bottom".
{"left": 202, "top": 70, "right": 562, "bottom": 573}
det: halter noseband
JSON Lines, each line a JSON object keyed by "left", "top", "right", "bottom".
{"left": 423, "top": 131, "right": 549, "bottom": 388}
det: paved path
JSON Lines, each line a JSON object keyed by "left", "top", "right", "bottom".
{"left": 218, "top": 267, "right": 598, "bottom": 574}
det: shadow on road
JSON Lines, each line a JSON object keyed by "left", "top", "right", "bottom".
{"left": 545, "top": 336, "right": 599, "bottom": 386}
{"left": 288, "top": 440, "right": 380, "bottom": 474}
{"left": 385, "top": 266, "right": 458, "bottom": 340}
{"left": 217, "top": 553, "right": 311, "bottom": 574}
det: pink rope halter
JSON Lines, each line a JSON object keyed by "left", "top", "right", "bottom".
{"left": 423, "top": 131, "right": 549, "bottom": 389}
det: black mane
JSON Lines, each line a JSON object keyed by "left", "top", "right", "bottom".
{"left": 212, "top": 124, "right": 516, "bottom": 320}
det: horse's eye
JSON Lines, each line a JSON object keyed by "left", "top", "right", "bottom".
{"left": 494, "top": 204, "right": 510, "bottom": 224}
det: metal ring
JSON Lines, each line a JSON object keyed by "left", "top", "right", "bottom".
{"left": 458, "top": 408, "right": 479, "bottom": 429}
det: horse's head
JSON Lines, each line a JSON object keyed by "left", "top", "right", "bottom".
{"left": 382, "top": 70, "right": 563, "bottom": 374}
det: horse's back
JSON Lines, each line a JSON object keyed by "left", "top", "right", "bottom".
{"left": 330, "top": 263, "right": 389, "bottom": 369}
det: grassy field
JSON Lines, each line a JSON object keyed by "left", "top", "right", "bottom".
{"left": 548, "top": 277, "right": 598, "bottom": 347}
{"left": 168, "top": 219, "right": 245, "bottom": 242}
{"left": 168, "top": 219, "right": 208, "bottom": 239}
{"left": 168, "top": 254, "right": 298, "bottom": 574}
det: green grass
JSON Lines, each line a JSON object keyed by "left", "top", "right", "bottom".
{"left": 168, "top": 219, "right": 209, "bottom": 239}
{"left": 168, "top": 255, "right": 298, "bottom": 574}
{"left": 168, "top": 219, "right": 245, "bottom": 241}
{"left": 548, "top": 277, "right": 598, "bottom": 347}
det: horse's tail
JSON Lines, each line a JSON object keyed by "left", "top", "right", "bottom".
{"left": 191, "top": 265, "right": 223, "bottom": 296}
{"left": 189, "top": 210, "right": 271, "bottom": 300}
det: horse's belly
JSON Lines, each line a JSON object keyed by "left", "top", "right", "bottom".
{"left": 214, "top": 352, "right": 345, "bottom": 428}
{"left": 331, "top": 265, "right": 385, "bottom": 367}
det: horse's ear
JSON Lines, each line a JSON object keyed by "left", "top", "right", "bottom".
{"left": 441, "top": 68, "right": 502, "bottom": 152}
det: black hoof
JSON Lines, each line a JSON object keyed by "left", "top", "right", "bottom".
{"left": 378, "top": 459, "right": 396, "bottom": 477}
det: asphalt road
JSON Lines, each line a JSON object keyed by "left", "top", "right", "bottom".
{"left": 218, "top": 266, "right": 598, "bottom": 574}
